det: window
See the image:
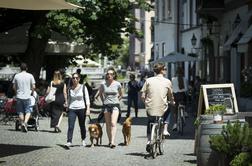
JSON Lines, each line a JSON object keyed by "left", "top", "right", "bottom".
{"left": 141, "top": 39, "right": 145, "bottom": 53}
{"left": 167, "top": 0, "right": 171, "bottom": 18}
{"left": 155, "top": 43, "right": 159, "bottom": 60}
{"left": 162, "top": 42, "right": 165, "bottom": 57}
{"left": 151, "top": 17, "right": 154, "bottom": 42}
{"left": 156, "top": 0, "right": 160, "bottom": 21}
{"left": 162, "top": 0, "right": 166, "bottom": 20}
{"left": 162, "top": 0, "right": 172, "bottom": 20}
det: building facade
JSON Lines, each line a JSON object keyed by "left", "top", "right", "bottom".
{"left": 152, "top": 0, "right": 252, "bottom": 95}
{"left": 129, "top": 1, "right": 155, "bottom": 71}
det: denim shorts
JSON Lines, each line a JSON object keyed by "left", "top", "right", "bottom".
{"left": 103, "top": 106, "right": 119, "bottom": 113}
{"left": 103, "top": 104, "right": 120, "bottom": 113}
{"left": 16, "top": 98, "right": 33, "bottom": 115}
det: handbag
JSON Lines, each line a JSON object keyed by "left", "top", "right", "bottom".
{"left": 45, "top": 82, "right": 57, "bottom": 104}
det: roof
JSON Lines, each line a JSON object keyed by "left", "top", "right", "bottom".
{"left": 238, "top": 24, "right": 252, "bottom": 45}
{"left": 224, "top": 11, "right": 252, "bottom": 50}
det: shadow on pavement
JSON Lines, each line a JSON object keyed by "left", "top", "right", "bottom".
{"left": 184, "top": 159, "right": 197, "bottom": 164}
{"left": 168, "top": 132, "right": 195, "bottom": 140}
{"left": 125, "top": 152, "right": 147, "bottom": 157}
{"left": 38, "top": 129, "right": 58, "bottom": 133}
{"left": 57, "top": 144, "right": 70, "bottom": 150}
{"left": 184, "top": 153, "right": 196, "bottom": 156}
{"left": 0, "top": 144, "right": 50, "bottom": 158}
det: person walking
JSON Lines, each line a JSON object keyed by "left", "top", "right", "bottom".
{"left": 126, "top": 74, "right": 140, "bottom": 117}
{"left": 98, "top": 67, "right": 123, "bottom": 148}
{"left": 171, "top": 67, "right": 188, "bottom": 131}
{"left": 65, "top": 73, "right": 90, "bottom": 148}
{"left": 12, "top": 63, "right": 36, "bottom": 132}
{"left": 140, "top": 63, "right": 174, "bottom": 152}
{"left": 46, "top": 70, "right": 67, "bottom": 133}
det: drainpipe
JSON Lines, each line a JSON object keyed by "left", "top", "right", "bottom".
{"left": 177, "top": 0, "right": 180, "bottom": 52}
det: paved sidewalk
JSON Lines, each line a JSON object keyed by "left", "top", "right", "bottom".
{"left": 0, "top": 105, "right": 197, "bottom": 166}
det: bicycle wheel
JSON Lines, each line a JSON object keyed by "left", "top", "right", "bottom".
{"left": 177, "top": 108, "right": 183, "bottom": 135}
{"left": 150, "top": 124, "right": 158, "bottom": 158}
{"left": 158, "top": 133, "right": 164, "bottom": 155}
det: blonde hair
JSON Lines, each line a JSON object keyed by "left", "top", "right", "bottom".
{"left": 53, "top": 70, "right": 62, "bottom": 84}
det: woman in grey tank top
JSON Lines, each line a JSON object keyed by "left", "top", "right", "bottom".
{"left": 98, "top": 67, "right": 123, "bottom": 148}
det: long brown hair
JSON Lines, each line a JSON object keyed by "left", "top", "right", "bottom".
{"left": 176, "top": 68, "right": 184, "bottom": 89}
{"left": 52, "top": 70, "right": 62, "bottom": 84}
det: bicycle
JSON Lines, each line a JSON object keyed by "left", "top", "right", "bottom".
{"left": 149, "top": 116, "right": 165, "bottom": 159}
{"left": 177, "top": 103, "right": 186, "bottom": 135}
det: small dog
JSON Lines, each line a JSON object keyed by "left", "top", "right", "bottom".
{"left": 122, "top": 117, "right": 132, "bottom": 146}
{"left": 88, "top": 123, "right": 103, "bottom": 147}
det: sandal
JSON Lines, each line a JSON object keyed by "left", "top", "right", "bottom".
{"left": 110, "top": 144, "right": 116, "bottom": 149}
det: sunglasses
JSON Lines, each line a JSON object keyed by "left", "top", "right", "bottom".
{"left": 106, "top": 72, "right": 114, "bottom": 75}
{"left": 72, "top": 76, "right": 79, "bottom": 80}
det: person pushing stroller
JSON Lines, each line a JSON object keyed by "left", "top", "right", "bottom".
{"left": 12, "top": 63, "right": 36, "bottom": 132}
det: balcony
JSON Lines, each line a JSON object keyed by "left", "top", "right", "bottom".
{"left": 197, "top": 0, "right": 225, "bottom": 18}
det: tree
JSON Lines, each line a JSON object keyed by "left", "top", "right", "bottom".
{"left": 0, "top": 0, "right": 152, "bottom": 80}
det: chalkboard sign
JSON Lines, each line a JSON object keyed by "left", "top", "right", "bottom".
{"left": 197, "top": 83, "right": 238, "bottom": 116}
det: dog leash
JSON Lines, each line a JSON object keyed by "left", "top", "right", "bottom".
{"left": 87, "top": 115, "right": 105, "bottom": 128}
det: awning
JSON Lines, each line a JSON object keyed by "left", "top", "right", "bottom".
{"left": 0, "top": 0, "right": 83, "bottom": 10}
{"left": 224, "top": 11, "right": 252, "bottom": 50}
{"left": 238, "top": 24, "right": 252, "bottom": 45}
{"left": 0, "top": 23, "right": 88, "bottom": 55}
{"left": 150, "top": 51, "right": 198, "bottom": 64}
{"left": 46, "top": 42, "right": 88, "bottom": 55}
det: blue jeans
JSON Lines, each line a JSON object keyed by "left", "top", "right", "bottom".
{"left": 146, "top": 108, "right": 171, "bottom": 136}
{"left": 127, "top": 94, "right": 138, "bottom": 115}
{"left": 16, "top": 98, "right": 32, "bottom": 115}
{"left": 67, "top": 109, "right": 86, "bottom": 143}
{"left": 163, "top": 107, "right": 171, "bottom": 124}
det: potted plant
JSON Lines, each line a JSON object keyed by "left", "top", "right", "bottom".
{"left": 205, "top": 104, "right": 226, "bottom": 123}
{"left": 209, "top": 121, "right": 251, "bottom": 166}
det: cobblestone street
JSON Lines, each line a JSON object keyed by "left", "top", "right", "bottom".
{"left": 0, "top": 105, "right": 197, "bottom": 166}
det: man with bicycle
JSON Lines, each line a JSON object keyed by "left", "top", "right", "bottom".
{"left": 140, "top": 63, "right": 174, "bottom": 153}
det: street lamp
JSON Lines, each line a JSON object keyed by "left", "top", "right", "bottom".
{"left": 191, "top": 33, "right": 197, "bottom": 48}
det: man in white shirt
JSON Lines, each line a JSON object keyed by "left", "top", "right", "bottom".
{"left": 141, "top": 63, "right": 174, "bottom": 152}
{"left": 13, "top": 63, "right": 36, "bottom": 132}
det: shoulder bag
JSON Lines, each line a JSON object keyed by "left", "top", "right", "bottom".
{"left": 45, "top": 81, "right": 57, "bottom": 104}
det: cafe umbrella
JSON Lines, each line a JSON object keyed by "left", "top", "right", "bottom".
{"left": 0, "top": 0, "right": 83, "bottom": 10}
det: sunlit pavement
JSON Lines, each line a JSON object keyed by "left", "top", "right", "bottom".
{"left": 0, "top": 97, "right": 196, "bottom": 166}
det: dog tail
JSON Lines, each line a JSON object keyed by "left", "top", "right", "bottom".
{"left": 126, "top": 117, "right": 132, "bottom": 124}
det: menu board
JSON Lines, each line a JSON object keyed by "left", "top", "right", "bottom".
{"left": 197, "top": 83, "right": 239, "bottom": 116}
{"left": 206, "top": 87, "right": 232, "bottom": 106}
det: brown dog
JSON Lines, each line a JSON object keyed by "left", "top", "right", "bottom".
{"left": 122, "top": 117, "right": 132, "bottom": 146}
{"left": 88, "top": 123, "right": 103, "bottom": 147}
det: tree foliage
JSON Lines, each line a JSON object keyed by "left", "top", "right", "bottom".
{"left": 47, "top": 0, "right": 151, "bottom": 58}
{"left": 0, "top": 0, "right": 152, "bottom": 79}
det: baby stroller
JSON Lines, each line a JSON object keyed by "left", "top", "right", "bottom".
{"left": 1, "top": 98, "right": 17, "bottom": 125}
{"left": 37, "top": 96, "right": 49, "bottom": 117}
{"left": 15, "top": 92, "right": 39, "bottom": 131}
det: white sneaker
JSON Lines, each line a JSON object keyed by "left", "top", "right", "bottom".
{"left": 64, "top": 142, "right": 72, "bottom": 148}
{"left": 82, "top": 140, "right": 86, "bottom": 147}
{"left": 163, "top": 130, "right": 170, "bottom": 136}
{"left": 172, "top": 123, "right": 177, "bottom": 131}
